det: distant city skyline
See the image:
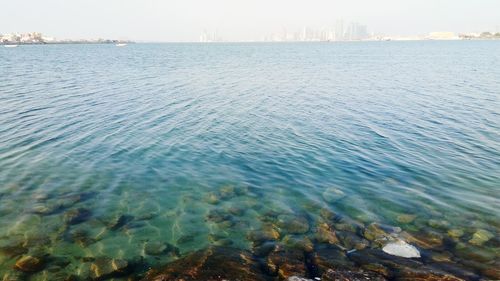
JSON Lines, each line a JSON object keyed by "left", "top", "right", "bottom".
{"left": 1, "top": 0, "right": 500, "bottom": 42}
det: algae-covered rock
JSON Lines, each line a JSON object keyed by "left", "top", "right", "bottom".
{"left": 277, "top": 214, "right": 310, "bottom": 234}
{"left": 1, "top": 271, "right": 27, "bottom": 281}
{"left": 319, "top": 208, "right": 336, "bottom": 221}
{"left": 469, "top": 229, "right": 494, "bottom": 246}
{"left": 363, "top": 223, "right": 400, "bottom": 242}
{"left": 203, "top": 193, "right": 220, "bottom": 205}
{"left": 219, "top": 185, "right": 236, "bottom": 199}
{"left": 427, "top": 219, "right": 450, "bottom": 230}
{"left": 247, "top": 223, "right": 280, "bottom": 245}
{"left": 282, "top": 235, "right": 314, "bottom": 252}
{"left": 14, "top": 255, "right": 45, "bottom": 272}
{"left": 314, "top": 223, "right": 339, "bottom": 245}
{"left": 397, "top": 214, "right": 417, "bottom": 224}
{"left": 447, "top": 229, "right": 464, "bottom": 239}
{"left": 336, "top": 230, "right": 369, "bottom": 250}
{"left": 0, "top": 238, "right": 28, "bottom": 258}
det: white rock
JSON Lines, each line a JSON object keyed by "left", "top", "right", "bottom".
{"left": 382, "top": 240, "right": 420, "bottom": 258}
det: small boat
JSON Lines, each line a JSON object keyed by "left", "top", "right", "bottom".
{"left": 115, "top": 43, "right": 127, "bottom": 47}
{"left": 4, "top": 45, "right": 18, "bottom": 48}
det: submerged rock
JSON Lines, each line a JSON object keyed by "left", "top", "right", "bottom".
{"left": 14, "top": 255, "right": 46, "bottom": 272}
{"left": 64, "top": 208, "right": 92, "bottom": 225}
{"left": 205, "top": 209, "right": 231, "bottom": 223}
{"left": 382, "top": 240, "right": 421, "bottom": 258}
{"left": 277, "top": 214, "right": 310, "bottom": 234}
{"left": 400, "top": 230, "right": 444, "bottom": 249}
{"left": 469, "top": 229, "right": 494, "bottom": 246}
{"left": 363, "top": 223, "right": 400, "bottom": 242}
{"left": 141, "top": 247, "right": 265, "bottom": 281}
{"left": 203, "top": 192, "right": 220, "bottom": 205}
{"left": 144, "top": 241, "right": 175, "bottom": 256}
{"left": 322, "top": 187, "right": 346, "bottom": 203}
{"left": 319, "top": 208, "right": 336, "bottom": 221}
{"left": 1, "top": 271, "right": 27, "bottom": 281}
{"left": 219, "top": 185, "right": 236, "bottom": 199}
{"left": 454, "top": 242, "right": 495, "bottom": 262}
{"left": 89, "top": 257, "right": 129, "bottom": 280}
{"left": 395, "top": 267, "right": 464, "bottom": 281}
{"left": 336, "top": 230, "right": 369, "bottom": 250}
{"left": 427, "top": 219, "right": 450, "bottom": 230}
{"left": 447, "top": 229, "right": 464, "bottom": 239}
{"left": 247, "top": 223, "right": 280, "bottom": 245}
{"left": 0, "top": 238, "right": 28, "bottom": 258}
{"left": 282, "top": 235, "right": 314, "bottom": 252}
{"left": 253, "top": 241, "right": 277, "bottom": 257}
{"left": 314, "top": 223, "right": 339, "bottom": 245}
{"left": 177, "top": 234, "right": 196, "bottom": 245}
{"left": 68, "top": 229, "right": 97, "bottom": 247}
{"left": 108, "top": 214, "right": 134, "bottom": 230}
{"left": 31, "top": 204, "right": 63, "bottom": 216}
{"left": 321, "top": 268, "right": 386, "bottom": 281}
{"left": 313, "top": 245, "right": 354, "bottom": 274}
{"left": 396, "top": 214, "right": 417, "bottom": 224}
{"left": 267, "top": 247, "right": 307, "bottom": 279}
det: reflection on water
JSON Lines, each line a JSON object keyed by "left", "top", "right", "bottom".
{"left": 0, "top": 42, "right": 499, "bottom": 280}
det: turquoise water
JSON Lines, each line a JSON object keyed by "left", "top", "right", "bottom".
{"left": 0, "top": 42, "right": 499, "bottom": 280}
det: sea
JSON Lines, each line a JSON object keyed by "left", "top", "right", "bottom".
{"left": 0, "top": 41, "right": 499, "bottom": 280}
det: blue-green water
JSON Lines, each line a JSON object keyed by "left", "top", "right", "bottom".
{"left": 0, "top": 42, "right": 499, "bottom": 280}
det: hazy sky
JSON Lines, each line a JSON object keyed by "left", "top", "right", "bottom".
{"left": 1, "top": 0, "right": 499, "bottom": 41}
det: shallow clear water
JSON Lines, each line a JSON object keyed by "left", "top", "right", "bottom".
{"left": 0, "top": 42, "right": 499, "bottom": 280}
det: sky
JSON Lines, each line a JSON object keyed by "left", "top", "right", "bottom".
{"left": 1, "top": 0, "right": 499, "bottom": 41}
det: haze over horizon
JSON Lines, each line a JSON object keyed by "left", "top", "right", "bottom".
{"left": 1, "top": 0, "right": 499, "bottom": 41}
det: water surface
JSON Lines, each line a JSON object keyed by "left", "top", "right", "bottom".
{"left": 0, "top": 41, "right": 499, "bottom": 280}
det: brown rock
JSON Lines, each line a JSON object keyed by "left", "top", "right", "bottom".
{"left": 321, "top": 268, "right": 387, "bottom": 281}
{"left": 313, "top": 245, "right": 354, "bottom": 274}
{"left": 401, "top": 230, "right": 443, "bottom": 249}
{"left": 141, "top": 247, "right": 265, "bottom": 281}
{"left": 337, "top": 230, "right": 369, "bottom": 250}
{"left": 482, "top": 266, "right": 500, "bottom": 280}
{"left": 267, "top": 246, "right": 307, "bottom": 279}
{"left": 395, "top": 267, "right": 464, "bottom": 281}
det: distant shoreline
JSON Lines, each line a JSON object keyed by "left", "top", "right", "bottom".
{"left": 2, "top": 39, "right": 500, "bottom": 45}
